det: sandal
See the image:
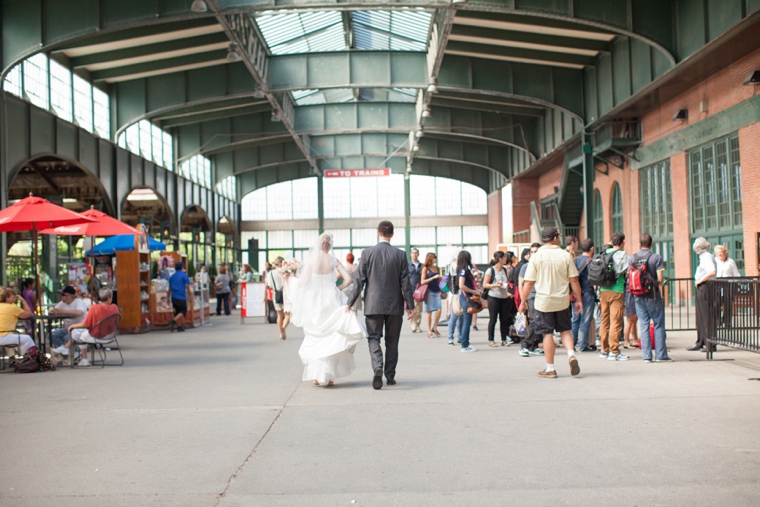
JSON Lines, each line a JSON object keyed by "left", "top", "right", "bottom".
{"left": 501, "top": 341, "right": 509, "bottom": 347}
{"left": 488, "top": 342, "right": 499, "bottom": 347}
{"left": 433, "top": 329, "right": 441, "bottom": 337}
{"left": 427, "top": 332, "right": 435, "bottom": 338}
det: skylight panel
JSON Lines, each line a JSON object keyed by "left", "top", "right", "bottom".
{"left": 353, "top": 9, "right": 432, "bottom": 51}
{"left": 292, "top": 88, "right": 354, "bottom": 106}
{"left": 254, "top": 10, "right": 346, "bottom": 55}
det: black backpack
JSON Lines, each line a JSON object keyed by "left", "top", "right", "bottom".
{"left": 587, "top": 250, "right": 619, "bottom": 288}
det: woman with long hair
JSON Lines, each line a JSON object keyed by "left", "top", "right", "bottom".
{"left": 420, "top": 252, "right": 442, "bottom": 338}
{"left": 482, "top": 251, "right": 515, "bottom": 347}
{"left": 343, "top": 252, "right": 362, "bottom": 314}
{"left": 457, "top": 250, "right": 482, "bottom": 352}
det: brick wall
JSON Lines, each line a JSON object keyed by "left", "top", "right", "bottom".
{"left": 739, "top": 122, "right": 760, "bottom": 276}
{"left": 538, "top": 164, "right": 563, "bottom": 199}
{"left": 487, "top": 190, "right": 502, "bottom": 256}
{"left": 670, "top": 152, "right": 693, "bottom": 279}
{"left": 511, "top": 178, "right": 538, "bottom": 235}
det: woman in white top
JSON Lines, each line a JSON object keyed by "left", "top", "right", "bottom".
{"left": 714, "top": 245, "right": 740, "bottom": 278}
{"left": 482, "top": 251, "right": 515, "bottom": 347}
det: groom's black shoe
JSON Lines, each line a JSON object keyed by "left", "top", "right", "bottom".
{"left": 372, "top": 368, "right": 383, "bottom": 390}
{"left": 386, "top": 379, "right": 396, "bottom": 385}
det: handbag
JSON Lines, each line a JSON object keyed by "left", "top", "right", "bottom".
{"left": 14, "top": 351, "right": 42, "bottom": 373}
{"left": 439, "top": 274, "right": 450, "bottom": 292}
{"left": 451, "top": 295, "right": 464, "bottom": 316}
{"left": 413, "top": 283, "right": 429, "bottom": 303}
{"left": 271, "top": 273, "right": 284, "bottom": 305}
{"left": 466, "top": 294, "right": 486, "bottom": 314}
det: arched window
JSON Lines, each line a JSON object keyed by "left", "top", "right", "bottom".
{"left": 593, "top": 190, "right": 604, "bottom": 245}
{"left": 611, "top": 183, "right": 623, "bottom": 234}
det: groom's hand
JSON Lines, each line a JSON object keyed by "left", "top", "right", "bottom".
{"left": 406, "top": 309, "right": 414, "bottom": 320}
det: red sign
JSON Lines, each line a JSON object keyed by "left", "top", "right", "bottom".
{"left": 323, "top": 169, "right": 391, "bottom": 178}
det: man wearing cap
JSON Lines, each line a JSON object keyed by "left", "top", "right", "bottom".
{"left": 169, "top": 261, "right": 193, "bottom": 332}
{"left": 50, "top": 285, "right": 88, "bottom": 348}
{"left": 519, "top": 227, "right": 583, "bottom": 378}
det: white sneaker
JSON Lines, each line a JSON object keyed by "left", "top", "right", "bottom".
{"left": 460, "top": 346, "right": 478, "bottom": 352}
{"left": 52, "top": 345, "right": 69, "bottom": 355}
{"left": 78, "top": 358, "right": 92, "bottom": 367}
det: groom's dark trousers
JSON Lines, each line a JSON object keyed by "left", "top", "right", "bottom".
{"left": 366, "top": 314, "right": 403, "bottom": 381}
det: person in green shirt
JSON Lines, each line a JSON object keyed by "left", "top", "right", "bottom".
{"left": 599, "top": 232, "right": 631, "bottom": 361}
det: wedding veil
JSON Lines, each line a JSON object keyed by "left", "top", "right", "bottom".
{"left": 289, "top": 232, "right": 344, "bottom": 328}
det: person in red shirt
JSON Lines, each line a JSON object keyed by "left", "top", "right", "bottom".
{"left": 52, "top": 288, "right": 119, "bottom": 367}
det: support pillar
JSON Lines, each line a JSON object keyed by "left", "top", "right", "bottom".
{"left": 581, "top": 135, "right": 594, "bottom": 242}
{"left": 487, "top": 190, "right": 502, "bottom": 255}
{"left": 404, "top": 174, "right": 411, "bottom": 256}
{"left": 317, "top": 175, "right": 324, "bottom": 234}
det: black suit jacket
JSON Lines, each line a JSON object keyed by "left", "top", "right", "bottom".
{"left": 347, "top": 241, "right": 414, "bottom": 316}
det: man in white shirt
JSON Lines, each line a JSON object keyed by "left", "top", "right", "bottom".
{"left": 50, "top": 285, "right": 88, "bottom": 348}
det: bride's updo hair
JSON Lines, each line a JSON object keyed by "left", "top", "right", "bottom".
{"left": 377, "top": 220, "right": 394, "bottom": 237}
{"left": 321, "top": 234, "right": 333, "bottom": 252}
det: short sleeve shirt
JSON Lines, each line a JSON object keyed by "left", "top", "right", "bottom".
{"left": 54, "top": 298, "right": 88, "bottom": 327}
{"left": 82, "top": 303, "right": 120, "bottom": 338}
{"left": 694, "top": 251, "right": 717, "bottom": 282}
{"left": 628, "top": 249, "right": 665, "bottom": 299}
{"left": 458, "top": 269, "right": 474, "bottom": 304}
{"left": 523, "top": 245, "right": 579, "bottom": 312}
{"left": 574, "top": 254, "right": 594, "bottom": 295}
{"left": 170, "top": 271, "right": 192, "bottom": 301}
{"left": 0, "top": 303, "right": 24, "bottom": 336}
{"left": 518, "top": 263, "right": 536, "bottom": 299}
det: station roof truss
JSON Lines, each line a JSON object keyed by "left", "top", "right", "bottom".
{"left": 3, "top": 0, "right": 759, "bottom": 197}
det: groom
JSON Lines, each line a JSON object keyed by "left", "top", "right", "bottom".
{"left": 347, "top": 220, "right": 414, "bottom": 390}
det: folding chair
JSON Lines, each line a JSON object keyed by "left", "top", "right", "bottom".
{"left": 81, "top": 313, "right": 123, "bottom": 368}
{"left": 0, "top": 330, "right": 23, "bottom": 372}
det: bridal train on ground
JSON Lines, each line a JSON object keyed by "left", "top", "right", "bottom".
{"left": 288, "top": 233, "right": 366, "bottom": 386}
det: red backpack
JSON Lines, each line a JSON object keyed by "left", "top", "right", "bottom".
{"left": 628, "top": 251, "right": 655, "bottom": 298}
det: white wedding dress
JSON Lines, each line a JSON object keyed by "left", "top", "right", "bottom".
{"left": 289, "top": 235, "right": 366, "bottom": 385}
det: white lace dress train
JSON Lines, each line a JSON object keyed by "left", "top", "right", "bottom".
{"left": 289, "top": 272, "right": 366, "bottom": 385}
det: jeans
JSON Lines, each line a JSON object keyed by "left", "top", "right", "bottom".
{"left": 447, "top": 311, "right": 463, "bottom": 342}
{"left": 459, "top": 297, "right": 473, "bottom": 348}
{"left": 571, "top": 292, "right": 596, "bottom": 349}
{"left": 52, "top": 328, "right": 69, "bottom": 348}
{"left": 594, "top": 303, "right": 601, "bottom": 342}
{"left": 634, "top": 297, "right": 668, "bottom": 360}
{"left": 216, "top": 292, "right": 230, "bottom": 315}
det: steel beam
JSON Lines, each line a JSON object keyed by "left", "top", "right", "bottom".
{"left": 445, "top": 41, "right": 597, "bottom": 68}
{"left": 90, "top": 50, "right": 229, "bottom": 82}
{"left": 448, "top": 25, "right": 611, "bottom": 54}
{"left": 206, "top": 1, "right": 319, "bottom": 174}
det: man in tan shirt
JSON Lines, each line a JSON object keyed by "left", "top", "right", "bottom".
{"left": 519, "top": 227, "right": 583, "bottom": 378}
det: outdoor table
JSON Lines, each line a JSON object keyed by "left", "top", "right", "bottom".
{"left": 32, "top": 313, "right": 78, "bottom": 354}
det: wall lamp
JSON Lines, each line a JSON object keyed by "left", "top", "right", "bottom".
{"left": 743, "top": 70, "right": 760, "bottom": 85}
{"left": 672, "top": 109, "right": 688, "bottom": 121}
{"left": 421, "top": 109, "right": 431, "bottom": 118}
{"left": 191, "top": 0, "right": 208, "bottom": 13}
{"left": 253, "top": 83, "right": 265, "bottom": 99}
{"left": 271, "top": 109, "right": 281, "bottom": 122}
{"left": 427, "top": 80, "right": 438, "bottom": 94}
{"left": 226, "top": 43, "right": 240, "bottom": 62}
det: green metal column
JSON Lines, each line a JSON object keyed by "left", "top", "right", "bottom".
{"left": 404, "top": 175, "right": 411, "bottom": 256}
{"left": 581, "top": 134, "right": 594, "bottom": 241}
{"left": 317, "top": 175, "right": 324, "bottom": 234}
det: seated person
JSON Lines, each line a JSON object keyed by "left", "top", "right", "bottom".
{"left": 0, "top": 287, "right": 36, "bottom": 355}
{"left": 74, "top": 285, "right": 93, "bottom": 309}
{"left": 50, "top": 285, "right": 88, "bottom": 347}
{"left": 52, "top": 288, "right": 119, "bottom": 367}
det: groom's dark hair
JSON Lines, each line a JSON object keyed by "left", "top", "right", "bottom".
{"left": 377, "top": 220, "right": 394, "bottom": 237}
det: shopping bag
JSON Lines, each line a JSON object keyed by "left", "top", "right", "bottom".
{"left": 513, "top": 312, "right": 528, "bottom": 337}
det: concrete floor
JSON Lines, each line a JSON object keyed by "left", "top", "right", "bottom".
{"left": 1, "top": 314, "right": 759, "bottom": 507}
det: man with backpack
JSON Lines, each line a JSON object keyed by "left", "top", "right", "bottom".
{"left": 571, "top": 238, "right": 597, "bottom": 352}
{"left": 590, "top": 232, "right": 631, "bottom": 361}
{"left": 628, "top": 234, "right": 671, "bottom": 362}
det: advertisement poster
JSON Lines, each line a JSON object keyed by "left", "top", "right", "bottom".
{"left": 240, "top": 282, "right": 266, "bottom": 318}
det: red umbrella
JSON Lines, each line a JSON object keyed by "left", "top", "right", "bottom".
{"left": 0, "top": 194, "right": 95, "bottom": 313}
{"left": 39, "top": 206, "right": 139, "bottom": 296}
{"left": 39, "top": 207, "right": 138, "bottom": 237}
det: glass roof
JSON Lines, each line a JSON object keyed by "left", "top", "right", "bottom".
{"left": 292, "top": 87, "right": 417, "bottom": 106}
{"left": 353, "top": 9, "right": 431, "bottom": 51}
{"left": 253, "top": 9, "right": 432, "bottom": 55}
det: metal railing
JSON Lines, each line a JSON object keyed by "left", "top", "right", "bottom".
{"left": 513, "top": 229, "right": 530, "bottom": 244}
{"left": 662, "top": 278, "right": 696, "bottom": 331}
{"left": 705, "top": 278, "right": 760, "bottom": 359}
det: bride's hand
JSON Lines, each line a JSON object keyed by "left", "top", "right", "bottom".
{"left": 345, "top": 305, "right": 351, "bottom": 313}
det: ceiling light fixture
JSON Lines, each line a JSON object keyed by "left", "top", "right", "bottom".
{"left": 415, "top": 129, "right": 423, "bottom": 138}
{"left": 190, "top": 0, "right": 208, "bottom": 13}
{"left": 743, "top": 70, "right": 760, "bottom": 85}
{"left": 271, "top": 109, "right": 282, "bottom": 122}
{"left": 427, "top": 80, "right": 438, "bottom": 94}
{"left": 406, "top": 164, "right": 412, "bottom": 173}
{"left": 421, "top": 109, "right": 431, "bottom": 118}
{"left": 672, "top": 109, "right": 688, "bottom": 121}
{"left": 413, "top": 144, "right": 420, "bottom": 152}
{"left": 253, "top": 83, "right": 265, "bottom": 99}
{"left": 226, "top": 42, "right": 240, "bottom": 62}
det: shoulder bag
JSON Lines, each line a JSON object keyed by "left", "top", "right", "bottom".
{"left": 271, "top": 273, "right": 284, "bottom": 305}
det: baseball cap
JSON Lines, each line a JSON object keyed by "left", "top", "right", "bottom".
{"left": 175, "top": 261, "right": 184, "bottom": 270}
{"left": 58, "top": 285, "right": 76, "bottom": 296}
{"left": 541, "top": 226, "right": 560, "bottom": 242}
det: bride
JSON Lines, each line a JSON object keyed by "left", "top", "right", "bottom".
{"left": 288, "top": 233, "right": 366, "bottom": 386}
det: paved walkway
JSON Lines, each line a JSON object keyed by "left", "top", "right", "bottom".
{"left": 2, "top": 315, "right": 759, "bottom": 506}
